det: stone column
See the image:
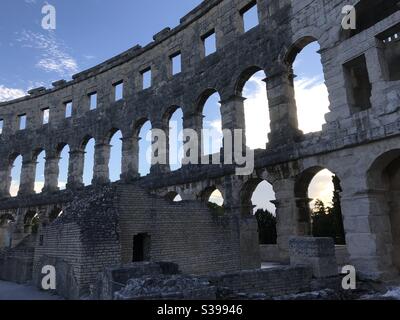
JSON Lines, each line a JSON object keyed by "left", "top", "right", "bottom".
{"left": 182, "top": 112, "right": 203, "bottom": 166}
{"left": 150, "top": 120, "right": 170, "bottom": 175}
{"left": 0, "top": 162, "right": 11, "bottom": 198}
{"left": 92, "top": 142, "right": 111, "bottom": 185}
{"left": 121, "top": 135, "right": 140, "bottom": 181}
{"left": 340, "top": 188, "right": 397, "bottom": 280}
{"left": 265, "top": 66, "right": 301, "bottom": 145}
{"left": 272, "top": 178, "right": 300, "bottom": 262}
{"left": 43, "top": 152, "right": 60, "bottom": 193}
{"left": 18, "top": 157, "right": 36, "bottom": 196}
{"left": 66, "top": 149, "right": 85, "bottom": 189}
{"left": 220, "top": 95, "right": 246, "bottom": 163}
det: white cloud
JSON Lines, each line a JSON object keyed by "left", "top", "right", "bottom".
{"left": 16, "top": 30, "right": 78, "bottom": 77}
{"left": 294, "top": 76, "right": 330, "bottom": 133}
{"left": 243, "top": 73, "right": 270, "bottom": 149}
{"left": 0, "top": 85, "right": 25, "bottom": 102}
{"left": 308, "top": 169, "right": 334, "bottom": 207}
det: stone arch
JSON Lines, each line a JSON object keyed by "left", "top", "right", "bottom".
{"left": 367, "top": 149, "right": 400, "bottom": 272}
{"left": 81, "top": 136, "right": 95, "bottom": 186}
{"left": 33, "top": 148, "right": 46, "bottom": 194}
{"left": 164, "top": 191, "right": 182, "bottom": 202}
{"left": 200, "top": 185, "right": 224, "bottom": 204}
{"left": 134, "top": 118, "right": 152, "bottom": 176}
{"left": 236, "top": 66, "right": 269, "bottom": 149}
{"left": 9, "top": 153, "right": 23, "bottom": 197}
{"left": 23, "top": 209, "right": 40, "bottom": 234}
{"left": 295, "top": 166, "right": 346, "bottom": 244}
{"left": 284, "top": 36, "right": 319, "bottom": 66}
{"left": 56, "top": 143, "right": 70, "bottom": 190}
{"left": 197, "top": 89, "right": 222, "bottom": 156}
{"left": 284, "top": 36, "right": 329, "bottom": 133}
{"left": 107, "top": 128, "right": 123, "bottom": 182}
{"left": 163, "top": 106, "right": 184, "bottom": 171}
{"left": 235, "top": 66, "right": 264, "bottom": 96}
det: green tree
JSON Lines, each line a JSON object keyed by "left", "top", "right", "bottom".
{"left": 311, "top": 175, "right": 346, "bottom": 245}
{"left": 255, "top": 209, "right": 277, "bottom": 244}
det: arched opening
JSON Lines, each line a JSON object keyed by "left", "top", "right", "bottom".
{"left": 241, "top": 179, "right": 277, "bottom": 260}
{"left": 137, "top": 120, "right": 152, "bottom": 177}
{"left": 238, "top": 68, "right": 270, "bottom": 149}
{"left": 0, "top": 213, "right": 14, "bottom": 248}
{"left": 295, "top": 167, "right": 346, "bottom": 245}
{"left": 10, "top": 155, "right": 22, "bottom": 197}
{"left": 200, "top": 91, "right": 222, "bottom": 156}
{"left": 202, "top": 187, "right": 224, "bottom": 215}
{"left": 48, "top": 207, "right": 63, "bottom": 223}
{"left": 83, "top": 138, "right": 95, "bottom": 186}
{"left": 34, "top": 150, "right": 46, "bottom": 194}
{"left": 165, "top": 191, "right": 182, "bottom": 202}
{"left": 58, "top": 144, "right": 70, "bottom": 190}
{"left": 24, "top": 210, "right": 40, "bottom": 235}
{"left": 166, "top": 108, "right": 184, "bottom": 171}
{"left": 109, "top": 130, "right": 123, "bottom": 182}
{"left": 288, "top": 39, "right": 329, "bottom": 134}
{"left": 367, "top": 150, "right": 400, "bottom": 272}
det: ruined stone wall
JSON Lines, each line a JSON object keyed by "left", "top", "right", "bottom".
{"left": 117, "top": 184, "right": 243, "bottom": 274}
{"left": 0, "top": 0, "right": 399, "bottom": 284}
{"left": 32, "top": 186, "right": 121, "bottom": 299}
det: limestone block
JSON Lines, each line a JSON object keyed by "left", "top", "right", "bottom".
{"left": 289, "top": 237, "right": 338, "bottom": 278}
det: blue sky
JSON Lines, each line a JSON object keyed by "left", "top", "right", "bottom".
{"left": 1, "top": 1, "right": 334, "bottom": 212}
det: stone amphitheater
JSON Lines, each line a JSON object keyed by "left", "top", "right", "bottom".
{"left": 1, "top": 0, "right": 400, "bottom": 300}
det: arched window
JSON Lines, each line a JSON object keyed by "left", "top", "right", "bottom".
{"left": 34, "top": 150, "right": 46, "bottom": 194}
{"left": 165, "top": 191, "right": 182, "bottom": 202}
{"left": 168, "top": 108, "right": 184, "bottom": 171}
{"left": 83, "top": 138, "right": 95, "bottom": 186}
{"left": 208, "top": 189, "right": 224, "bottom": 206}
{"left": 138, "top": 121, "right": 152, "bottom": 176}
{"left": 242, "top": 179, "right": 277, "bottom": 245}
{"left": 296, "top": 167, "right": 346, "bottom": 245}
{"left": 109, "top": 130, "right": 123, "bottom": 182}
{"left": 288, "top": 39, "right": 329, "bottom": 133}
{"left": 240, "top": 69, "right": 269, "bottom": 149}
{"left": 10, "top": 155, "right": 22, "bottom": 197}
{"left": 58, "top": 145, "right": 70, "bottom": 190}
{"left": 201, "top": 91, "right": 222, "bottom": 156}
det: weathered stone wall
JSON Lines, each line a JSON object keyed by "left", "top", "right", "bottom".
{"left": 117, "top": 184, "right": 243, "bottom": 274}
{"left": 208, "top": 266, "right": 312, "bottom": 297}
{"left": 0, "top": 0, "right": 399, "bottom": 288}
{"left": 32, "top": 186, "right": 121, "bottom": 299}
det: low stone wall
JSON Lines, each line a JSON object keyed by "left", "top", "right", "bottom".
{"left": 260, "top": 244, "right": 350, "bottom": 266}
{"left": 0, "top": 247, "right": 34, "bottom": 284}
{"left": 260, "top": 245, "right": 281, "bottom": 262}
{"left": 208, "top": 266, "right": 312, "bottom": 297}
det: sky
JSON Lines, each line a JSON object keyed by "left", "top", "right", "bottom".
{"left": 1, "top": 1, "right": 334, "bottom": 213}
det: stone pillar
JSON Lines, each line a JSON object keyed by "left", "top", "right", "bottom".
{"left": 121, "top": 135, "right": 140, "bottom": 181}
{"left": 66, "top": 149, "right": 85, "bottom": 189}
{"left": 272, "top": 178, "right": 300, "bottom": 262}
{"left": 340, "top": 188, "right": 397, "bottom": 280}
{"left": 150, "top": 121, "right": 170, "bottom": 175}
{"left": 182, "top": 112, "right": 203, "bottom": 166}
{"left": 225, "top": 177, "right": 261, "bottom": 270}
{"left": 92, "top": 142, "right": 111, "bottom": 185}
{"left": 0, "top": 162, "right": 11, "bottom": 198}
{"left": 296, "top": 197, "right": 313, "bottom": 236}
{"left": 43, "top": 153, "right": 60, "bottom": 193}
{"left": 220, "top": 95, "right": 246, "bottom": 163}
{"left": 18, "top": 157, "right": 36, "bottom": 196}
{"left": 265, "top": 66, "right": 301, "bottom": 145}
